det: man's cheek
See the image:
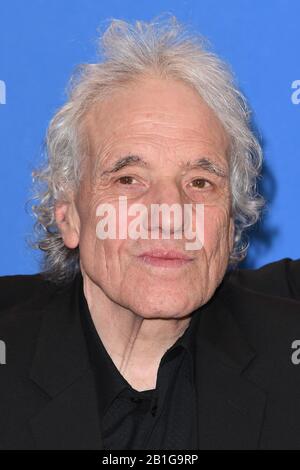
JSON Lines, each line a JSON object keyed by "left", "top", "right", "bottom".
{"left": 203, "top": 207, "right": 230, "bottom": 247}
{"left": 98, "top": 239, "right": 125, "bottom": 270}
{"left": 79, "top": 219, "right": 97, "bottom": 250}
{"left": 204, "top": 206, "right": 225, "bottom": 233}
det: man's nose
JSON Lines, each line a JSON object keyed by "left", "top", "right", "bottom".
{"left": 143, "top": 182, "right": 185, "bottom": 238}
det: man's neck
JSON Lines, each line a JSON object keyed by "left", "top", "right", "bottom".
{"left": 81, "top": 271, "right": 191, "bottom": 391}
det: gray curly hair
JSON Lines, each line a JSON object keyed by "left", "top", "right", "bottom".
{"left": 30, "top": 14, "right": 264, "bottom": 285}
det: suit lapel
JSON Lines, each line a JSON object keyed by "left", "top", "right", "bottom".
{"left": 30, "top": 368, "right": 102, "bottom": 450}
{"left": 28, "top": 274, "right": 103, "bottom": 449}
{"left": 194, "top": 289, "right": 267, "bottom": 449}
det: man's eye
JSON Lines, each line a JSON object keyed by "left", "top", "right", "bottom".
{"left": 189, "top": 178, "right": 211, "bottom": 189}
{"left": 117, "top": 176, "right": 137, "bottom": 185}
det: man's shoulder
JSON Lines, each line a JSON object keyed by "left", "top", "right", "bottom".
{"left": 221, "top": 258, "right": 300, "bottom": 341}
{"left": 0, "top": 273, "right": 58, "bottom": 311}
{"left": 0, "top": 272, "right": 76, "bottom": 371}
{"left": 224, "top": 257, "right": 300, "bottom": 300}
{"left": 216, "top": 277, "right": 300, "bottom": 368}
{"left": 217, "top": 258, "right": 300, "bottom": 356}
{"left": 0, "top": 272, "right": 73, "bottom": 343}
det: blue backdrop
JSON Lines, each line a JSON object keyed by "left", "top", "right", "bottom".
{"left": 0, "top": 0, "right": 299, "bottom": 275}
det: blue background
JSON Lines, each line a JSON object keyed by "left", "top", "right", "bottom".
{"left": 0, "top": 0, "right": 299, "bottom": 275}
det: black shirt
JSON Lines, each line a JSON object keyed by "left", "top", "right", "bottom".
{"left": 77, "top": 272, "right": 199, "bottom": 450}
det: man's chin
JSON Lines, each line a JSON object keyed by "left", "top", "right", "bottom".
{"left": 126, "top": 295, "right": 198, "bottom": 320}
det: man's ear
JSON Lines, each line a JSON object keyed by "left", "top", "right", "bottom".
{"left": 55, "top": 200, "right": 80, "bottom": 249}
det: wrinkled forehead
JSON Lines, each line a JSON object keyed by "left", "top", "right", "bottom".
{"left": 82, "top": 78, "right": 231, "bottom": 168}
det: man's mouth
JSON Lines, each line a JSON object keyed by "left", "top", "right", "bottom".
{"left": 137, "top": 249, "right": 194, "bottom": 268}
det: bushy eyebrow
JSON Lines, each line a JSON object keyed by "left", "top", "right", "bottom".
{"left": 100, "top": 155, "right": 148, "bottom": 177}
{"left": 99, "top": 154, "right": 227, "bottom": 178}
{"left": 185, "top": 157, "right": 228, "bottom": 178}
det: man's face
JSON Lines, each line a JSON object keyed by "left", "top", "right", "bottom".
{"left": 64, "top": 77, "right": 234, "bottom": 318}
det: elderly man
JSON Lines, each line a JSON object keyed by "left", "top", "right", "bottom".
{"left": 0, "top": 16, "right": 300, "bottom": 450}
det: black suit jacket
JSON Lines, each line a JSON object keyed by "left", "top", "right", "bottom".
{"left": 0, "top": 257, "right": 300, "bottom": 450}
